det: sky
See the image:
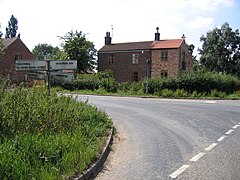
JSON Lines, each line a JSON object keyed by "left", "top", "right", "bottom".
{"left": 0, "top": 0, "right": 239, "bottom": 58}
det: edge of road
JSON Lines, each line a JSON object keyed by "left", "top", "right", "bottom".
{"left": 75, "top": 127, "right": 114, "bottom": 180}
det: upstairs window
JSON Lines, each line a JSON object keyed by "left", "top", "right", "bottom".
{"left": 15, "top": 54, "right": 22, "bottom": 60}
{"left": 161, "top": 51, "right": 168, "bottom": 61}
{"left": 132, "top": 53, "right": 139, "bottom": 64}
{"left": 108, "top": 55, "right": 114, "bottom": 64}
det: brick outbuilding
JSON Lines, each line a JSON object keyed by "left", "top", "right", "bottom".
{"left": 98, "top": 28, "right": 193, "bottom": 82}
{"left": 0, "top": 37, "right": 34, "bottom": 84}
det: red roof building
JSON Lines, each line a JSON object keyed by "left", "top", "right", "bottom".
{"left": 98, "top": 28, "right": 193, "bottom": 82}
{"left": 0, "top": 37, "right": 34, "bottom": 84}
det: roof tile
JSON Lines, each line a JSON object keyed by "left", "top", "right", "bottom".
{"left": 98, "top": 39, "right": 183, "bottom": 52}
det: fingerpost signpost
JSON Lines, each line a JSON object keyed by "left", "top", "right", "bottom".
{"left": 15, "top": 60, "right": 77, "bottom": 95}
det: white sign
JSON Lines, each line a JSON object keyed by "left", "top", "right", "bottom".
{"left": 15, "top": 60, "right": 45, "bottom": 71}
{"left": 51, "top": 72, "right": 74, "bottom": 84}
{"left": 50, "top": 60, "right": 77, "bottom": 70}
{"left": 27, "top": 71, "right": 45, "bottom": 80}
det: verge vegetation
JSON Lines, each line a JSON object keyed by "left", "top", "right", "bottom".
{"left": 0, "top": 82, "right": 112, "bottom": 179}
{"left": 61, "top": 70, "right": 240, "bottom": 99}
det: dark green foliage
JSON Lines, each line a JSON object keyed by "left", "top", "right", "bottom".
{"left": 177, "top": 71, "right": 240, "bottom": 94}
{"left": 199, "top": 23, "right": 240, "bottom": 77}
{"left": 32, "top": 43, "right": 66, "bottom": 60}
{"left": 5, "top": 15, "right": 18, "bottom": 38}
{"left": 147, "top": 71, "right": 240, "bottom": 95}
{"left": 68, "top": 70, "right": 117, "bottom": 93}
{"left": 0, "top": 84, "right": 112, "bottom": 179}
{"left": 60, "top": 30, "right": 97, "bottom": 73}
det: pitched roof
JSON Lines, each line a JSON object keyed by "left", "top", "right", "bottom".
{"left": 152, "top": 39, "right": 184, "bottom": 49}
{"left": 98, "top": 39, "right": 184, "bottom": 52}
{"left": 99, "top": 41, "right": 153, "bottom": 52}
{"left": 2, "top": 37, "right": 18, "bottom": 48}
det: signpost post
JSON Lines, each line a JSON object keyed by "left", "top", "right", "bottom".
{"left": 16, "top": 59, "right": 77, "bottom": 96}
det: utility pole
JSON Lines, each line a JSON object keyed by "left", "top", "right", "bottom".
{"left": 145, "top": 59, "right": 149, "bottom": 94}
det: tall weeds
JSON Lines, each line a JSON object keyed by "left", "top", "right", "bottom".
{"left": 0, "top": 84, "right": 112, "bottom": 179}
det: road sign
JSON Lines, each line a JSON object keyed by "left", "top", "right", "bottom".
{"left": 15, "top": 60, "right": 45, "bottom": 71}
{"left": 49, "top": 60, "right": 77, "bottom": 70}
{"left": 27, "top": 71, "right": 45, "bottom": 80}
{"left": 50, "top": 72, "right": 74, "bottom": 84}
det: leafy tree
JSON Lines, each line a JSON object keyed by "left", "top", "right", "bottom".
{"left": 188, "top": 44, "right": 201, "bottom": 71}
{"left": 198, "top": 22, "right": 240, "bottom": 77}
{"left": 5, "top": 15, "right": 19, "bottom": 38}
{"left": 0, "top": 24, "right": 3, "bottom": 38}
{"left": 60, "top": 30, "right": 97, "bottom": 73}
{"left": 32, "top": 43, "right": 66, "bottom": 60}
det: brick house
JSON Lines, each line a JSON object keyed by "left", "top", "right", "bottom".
{"left": 0, "top": 37, "right": 34, "bottom": 84}
{"left": 98, "top": 28, "right": 192, "bottom": 82}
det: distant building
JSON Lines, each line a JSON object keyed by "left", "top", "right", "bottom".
{"left": 0, "top": 37, "right": 34, "bottom": 84}
{"left": 98, "top": 28, "right": 193, "bottom": 82}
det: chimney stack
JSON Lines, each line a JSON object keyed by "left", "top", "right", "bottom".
{"left": 155, "top": 27, "right": 160, "bottom": 41}
{"left": 105, "top": 32, "right": 112, "bottom": 45}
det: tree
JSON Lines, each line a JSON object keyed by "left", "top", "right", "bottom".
{"left": 60, "top": 30, "right": 97, "bottom": 73}
{"left": 198, "top": 22, "right": 240, "bottom": 77}
{"left": 5, "top": 15, "right": 19, "bottom": 38}
{"left": 32, "top": 43, "right": 66, "bottom": 60}
{"left": 0, "top": 23, "right": 3, "bottom": 38}
{"left": 188, "top": 44, "right": 202, "bottom": 71}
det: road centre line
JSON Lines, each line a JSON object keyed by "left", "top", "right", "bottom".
{"left": 205, "top": 143, "right": 218, "bottom": 151}
{"left": 218, "top": 135, "right": 227, "bottom": 142}
{"left": 225, "top": 129, "right": 234, "bottom": 135}
{"left": 170, "top": 123, "right": 239, "bottom": 178}
{"left": 169, "top": 165, "right": 190, "bottom": 179}
{"left": 232, "top": 124, "right": 240, "bottom": 129}
{"left": 190, "top": 152, "right": 205, "bottom": 162}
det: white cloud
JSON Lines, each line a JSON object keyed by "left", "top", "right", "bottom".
{"left": 184, "top": 16, "right": 214, "bottom": 29}
{"left": 187, "top": 0, "right": 234, "bottom": 11}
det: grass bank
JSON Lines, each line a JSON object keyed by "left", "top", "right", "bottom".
{"left": 0, "top": 83, "right": 112, "bottom": 179}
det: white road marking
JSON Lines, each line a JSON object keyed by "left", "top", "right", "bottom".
{"left": 169, "top": 165, "right": 190, "bottom": 179}
{"left": 190, "top": 152, "right": 205, "bottom": 162}
{"left": 225, "top": 129, "right": 234, "bottom": 135}
{"left": 205, "top": 143, "right": 218, "bottom": 151}
{"left": 217, "top": 135, "right": 227, "bottom": 142}
{"left": 205, "top": 100, "right": 216, "bottom": 104}
{"left": 232, "top": 124, "right": 240, "bottom": 129}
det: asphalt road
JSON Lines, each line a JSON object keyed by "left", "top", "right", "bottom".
{"left": 75, "top": 95, "right": 240, "bottom": 180}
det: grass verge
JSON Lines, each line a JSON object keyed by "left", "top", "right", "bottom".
{"left": 0, "top": 83, "right": 112, "bottom": 179}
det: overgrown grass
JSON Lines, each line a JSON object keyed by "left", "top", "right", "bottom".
{"left": 0, "top": 83, "right": 112, "bottom": 179}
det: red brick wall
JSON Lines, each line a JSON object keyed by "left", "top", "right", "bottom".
{"left": 151, "top": 42, "right": 192, "bottom": 78}
{"left": 0, "top": 38, "right": 34, "bottom": 84}
{"left": 151, "top": 48, "right": 180, "bottom": 77}
{"left": 98, "top": 50, "right": 151, "bottom": 82}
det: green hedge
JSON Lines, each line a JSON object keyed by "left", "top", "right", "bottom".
{"left": 147, "top": 71, "right": 240, "bottom": 95}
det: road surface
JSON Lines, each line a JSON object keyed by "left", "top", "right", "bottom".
{"left": 75, "top": 95, "right": 240, "bottom": 180}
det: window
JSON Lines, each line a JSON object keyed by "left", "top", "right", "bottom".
{"left": 108, "top": 55, "right": 114, "bottom": 64}
{"left": 15, "top": 54, "right": 22, "bottom": 60}
{"left": 161, "top": 51, "right": 168, "bottom": 61}
{"left": 161, "top": 70, "right": 168, "bottom": 77}
{"left": 132, "top": 72, "right": 139, "bottom": 82}
{"left": 132, "top": 53, "right": 139, "bottom": 64}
